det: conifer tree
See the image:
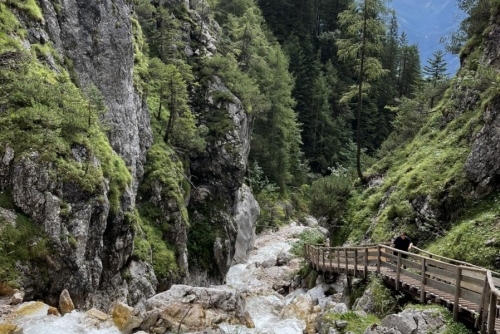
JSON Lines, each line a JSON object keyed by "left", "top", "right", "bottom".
{"left": 336, "top": 0, "right": 388, "bottom": 182}
{"left": 423, "top": 50, "right": 447, "bottom": 108}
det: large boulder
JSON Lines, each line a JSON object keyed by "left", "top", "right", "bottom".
{"left": 144, "top": 285, "right": 251, "bottom": 333}
{"left": 363, "top": 308, "right": 447, "bottom": 334}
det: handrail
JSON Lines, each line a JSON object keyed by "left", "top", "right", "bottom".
{"left": 303, "top": 242, "right": 500, "bottom": 334}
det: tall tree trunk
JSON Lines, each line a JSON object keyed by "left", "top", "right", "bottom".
{"left": 355, "top": 0, "right": 368, "bottom": 183}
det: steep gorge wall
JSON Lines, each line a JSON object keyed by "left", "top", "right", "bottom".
{"left": 0, "top": 0, "right": 259, "bottom": 309}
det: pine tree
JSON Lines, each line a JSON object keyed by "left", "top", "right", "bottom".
{"left": 423, "top": 50, "right": 447, "bottom": 108}
{"left": 336, "top": 0, "right": 388, "bottom": 182}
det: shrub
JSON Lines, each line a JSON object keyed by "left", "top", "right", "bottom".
{"left": 309, "top": 166, "right": 354, "bottom": 223}
{"left": 290, "top": 229, "right": 325, "bottom": 257}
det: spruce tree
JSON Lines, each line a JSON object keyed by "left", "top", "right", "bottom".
{"left": 336, "top": 0, "right": 388, "bottom": 182}
{"left": 423, "top": 50, "right": 447, "bottom": 108}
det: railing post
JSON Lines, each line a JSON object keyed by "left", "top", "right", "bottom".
{"left": 420, "top": 257, "right": 426, "bottom": 303}
{"left": 336, "top": 248, "right": 340, "bottom": 275}
{"left": 316, "top": 247, "right": 320, "bottom": 270}
{"left": 396, "top": 252, "right": 401, "bottom": 291}
{"left": 453, "top": 267, "right": 462, "bottom": 321}
{"left": 482, "top": 283, "right": 491, "bottom": 333}
{"left": 476, "top": 276, "right": 489, "bottom": 330}
{"left": 345, "top": 248, "right": 349, "bottom": 274}
{"left": 329, "top": 247, "right": 332, "bottom": 271}
{"left": 354, "top": 249, "right": 358, "bottom": 277}
{"left": 377, "top": 245, "right": 381, "bottom": 273}
{"left": 364, "top": 248, "right": 368, "bottom": 280}
{"left": 488, "top": 293, "right": 497, "bottom": 334}
{"left": 322, "top": 247, "right": 326, "bottom": 271}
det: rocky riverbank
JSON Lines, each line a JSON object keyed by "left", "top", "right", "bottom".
{"left": 0, "top": 220, "right": 465, "bottom": 334}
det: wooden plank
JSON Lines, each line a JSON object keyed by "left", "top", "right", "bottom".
{"left": 354, "top": 249, "right": 358, "bottom": 278}
{"left": 426, "top": 258, "right": 456, "bottom": 272}
{"left": 382, "top": 253, "right": 398, "bottom": 261}
{"left": 396, "top": 253, "right": 401, "bottom": 291}
{"left": 421, "top": 258, "right": 426, "bottom": 303}
{"left": 364, "top": 248, "right": 368, "bottom": 280}
{"left": 459, "top": 287, "right": 482, "bottom": 305}
{"left": 488, "top": 294, "right": 497, "bottom": 334}
{"left": 461, "top": 271, "right": 486, "bottom": 288}
{"left": 401, "top": 258, "right": 421, "bottom": 270}
{"left": 377, "top": 245, "right": 381, "bottom": 273}
{"left": 400, "top": 268, "right": 422, "bottom": 282}
{"left": 426, "top": 276, "right": 456, "bottom": 296}
{"left": 426, "top": 265, "right": 456, "bottom": 284}
{"left": 492, "top": 276, "right": 500, "bottom": 288}
{"left": 336, "top": 248, "right": 341, "bottom": 275}
{"left": 454, "top": 267, "right": 461, "bottom": 320}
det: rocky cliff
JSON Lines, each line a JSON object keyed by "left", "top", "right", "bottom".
{"left": 0, "top": 0, "right": 259, "bottom": 309}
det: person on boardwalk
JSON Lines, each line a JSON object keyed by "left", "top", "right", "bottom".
{"left": 393, "top": 232, "right": 413, "bottom": 258}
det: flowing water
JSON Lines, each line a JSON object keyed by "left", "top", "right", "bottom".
{"left": 4, "top": 223, "right": 330, "bottom": 334}
{"left": 218, "top": 224, "right": 314, "bottom": 334}
{"left": 2, "top": 301, "right": 120, "bottom": 334}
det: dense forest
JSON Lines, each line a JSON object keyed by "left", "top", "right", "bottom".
{"left": 1, "top": 0, "right": 500, "bottom": 312}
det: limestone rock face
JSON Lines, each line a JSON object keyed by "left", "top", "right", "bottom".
{"left": 144, "top": 285, "right": 250, "bottom": 333}
{"left": 0, "top": 0, "right": 156, "bottom": 310}
{"left": 188, "top": 76, "right": 255, "bottom": 282}
{"left": 232, "top": 184, "right": 260, "bottom": 265}
{"left": 39, "top": 0, "right": 153, "bottom": 190}
{"left": 465, "top": 95, "right": 500, "bottom": 194}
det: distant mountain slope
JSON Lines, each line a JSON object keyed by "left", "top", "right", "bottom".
{"left": 390, "top": 0, "right": 464, "bottom": 75}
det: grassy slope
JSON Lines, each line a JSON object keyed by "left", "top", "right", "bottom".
{"left": 341, "top": 48, "right": 500, "bottom": 268}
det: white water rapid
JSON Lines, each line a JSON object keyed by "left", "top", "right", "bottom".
{"left": 217, "top": 223, "right": 326, "bottom": 334}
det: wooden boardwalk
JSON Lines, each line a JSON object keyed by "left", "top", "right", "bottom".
{"left": 304, "top": 244, "right": 500, "bottom": 334}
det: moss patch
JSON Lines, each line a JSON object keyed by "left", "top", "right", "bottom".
{"left": 0, "top": 214, "right": 50, "bottom": 285}
{"left": 322, "top": 311, "right": 380, "bottom": 334}
{"left": 427, "top": 193, "right": 500, "bottom": 268}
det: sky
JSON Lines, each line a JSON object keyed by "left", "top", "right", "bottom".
{"left": 389, "top": 0, "right": 466, "bottom": 75}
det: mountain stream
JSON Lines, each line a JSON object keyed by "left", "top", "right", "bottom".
{"left": 2, "top": 223, "right": 338, "bottom": 334}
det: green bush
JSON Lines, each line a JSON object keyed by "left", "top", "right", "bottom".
{"left": 290, "top": 229, "right": 325, "bottom": 257}
{"left": 366, "top": 274, "right": 400, "bottom": 317}
{"left": 322, "top": 311, "right": 380, "bottom": 334}
{"left": 309, "top": 167, "right": 354, "bottom": 223}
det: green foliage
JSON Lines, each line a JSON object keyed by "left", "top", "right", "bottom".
{"left": 322, "top": 311, "right": 380, "bottom": 334}
{"left": 141, "top": 143, "right": 190, "bottom": 224}
{"left": 148, "top": 58, "right": 205, "bottom": 151}
{"left": 367, "top": 274, "right": 400, "bottom": 317}
{"left": 427, "top": 194, "right": 500, "bottom": 268}
{"left": 342, "top": 80, "right": 481, "bottom": 243}
{"left": 255, "top": 189, "right": 287, "bottom": 233}
{"left": 0, "top": 214, "right": 50, "bottom": 284}
{"left": 336, "top": 0, "right": 390, "bottom": 180}
{"left": 0, "top": 45, "right": 131, "bottom": 212}
{"left": 132, "top": 210, "right": 180, "bottom": 281}
{"left": 378, "top": 95, "right": 429, "bottom": 157}
{"left": 290, "top": 229, "right": 325, "bottom": 257}
{"left": 309, "top": 167, "right": 355, "bottom": 223}
{"left": 0, "top": 191, "right": 14, "bottom": 210}
{"left": 4, "top": 0, "right": 43, "bottom": 22}
{"left": 187, "top": 200, "right": 228, "bottom": 274}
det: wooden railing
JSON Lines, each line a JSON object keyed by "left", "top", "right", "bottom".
{"left": 304, "top": 243, "right": 500, "bottom": 334}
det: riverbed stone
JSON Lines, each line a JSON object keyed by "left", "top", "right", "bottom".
{"left": 58, "top": 289, "right": 75, "bottom": 315}
{"left": 0, "top": 323, "right": 23, "bottom": 334}
{"left": 145, "top": 285, "right": 249, "bottom": 332}
{"left": 112, "top": 302, "right": 142, "bottom": 334}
